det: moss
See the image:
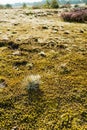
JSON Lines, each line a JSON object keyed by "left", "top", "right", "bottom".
{"left": 0, "top": 9, "right": 87, "bottom": 130}
{"left": 0, "top": 99, "right": 14, "bottom": 109}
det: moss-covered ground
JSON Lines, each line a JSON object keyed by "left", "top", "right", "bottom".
{"left": 0, "top": 9, "right": 87, "bottom": 130}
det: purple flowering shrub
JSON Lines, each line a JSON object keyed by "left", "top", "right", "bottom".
{"left": 61, "top": 8, "right": 87, "bottom": 23}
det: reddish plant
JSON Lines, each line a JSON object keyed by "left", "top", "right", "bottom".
{"left": 61, "top": 8, "right": 87, "bottom": 23}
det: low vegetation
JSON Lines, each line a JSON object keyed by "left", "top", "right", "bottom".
{"left": 23, "top": 74, "right": 41, "bottom": 91}
{"left": 61, "top": 8, "right": 87, "bottom": 23}
{"left": 0, "top": 7, "right": 87, "bottom": 130}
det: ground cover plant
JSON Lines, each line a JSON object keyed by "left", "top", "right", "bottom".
{"left": 61, "top": 8, "right": 87, "bottom": 23}
{"left": 0, "top": 8, "right": 87, "bottom": 130}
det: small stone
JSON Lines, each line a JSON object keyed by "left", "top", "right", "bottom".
{"left": 61, "top": 25, "right": 64, "bottom": 28}
{"left": 0, "top": 78, "right": 6, "bottom": 88}
{"left": 42, "top": 25, "right": 48, "bottom": 29}
{"left": 53, "top": 27, "right": 58, "bottom": 31}
{"left": 12, "top": 31, "right": 17, "bottom": 34}
{"left": 50, "top": 50, "right": 55, "bottom": 53}
{"left": 33, "top": 37, "right": 38, "bottom": 42}
{"left": 16, "top": 38, "right": 21, "bottom": 41}
{"left": 12, "top": 50, "right": 21, "bottom": 56}
{"left": 13, "top": 66, "right": 19, "bottom": 70}
{"left": 11, "top": 126, "right": 18, "bottom": 130}
{"left": 58, "top": 44, "right": 68, "bottom": 49}
{"left": 7, "top": 28, "right": 10, "bottom": 31}
{"left": 66, "top": 47, "right": 71, "bottom": 52}
{"left": 2, "top": 36, "right": 9, "bottom": 41}
{"left": 52, "top": 30, "right": 58, "bottom": 33}
{"left": 39, "top": 51, "right": 46, "bottom": 57}
{"left": 80, "top": 29, "right": 84, "bottom": 33}
{"left": 0, "top": 47, "right": 8, "bottom": 51}
{"left": 14, "top": 23, "right": 19, "bottom": 26}
{"left": 26, "top": 63, "right": 33, "bottom": 69}
{"left": 64, "top": 31, "right": 70, "bottom": 34}
{"left": 60, "top": 63, "right": 71, "bottom": 74}
{"left": 0, "top": 83, "right": 6, "bottom": 88}
{"left": 38, "top": 38, "right": 43, "bottom": 43}
{"left": 60, "top": 63, "right": 67, "bottom": 69}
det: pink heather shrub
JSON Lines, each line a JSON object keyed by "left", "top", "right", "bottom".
{"left": 61, "top": 8, "right": 87, "bottom": 23}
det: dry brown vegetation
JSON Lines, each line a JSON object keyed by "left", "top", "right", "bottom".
{"left": 0, "top": 9, "right": 87, "bottom": 130}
